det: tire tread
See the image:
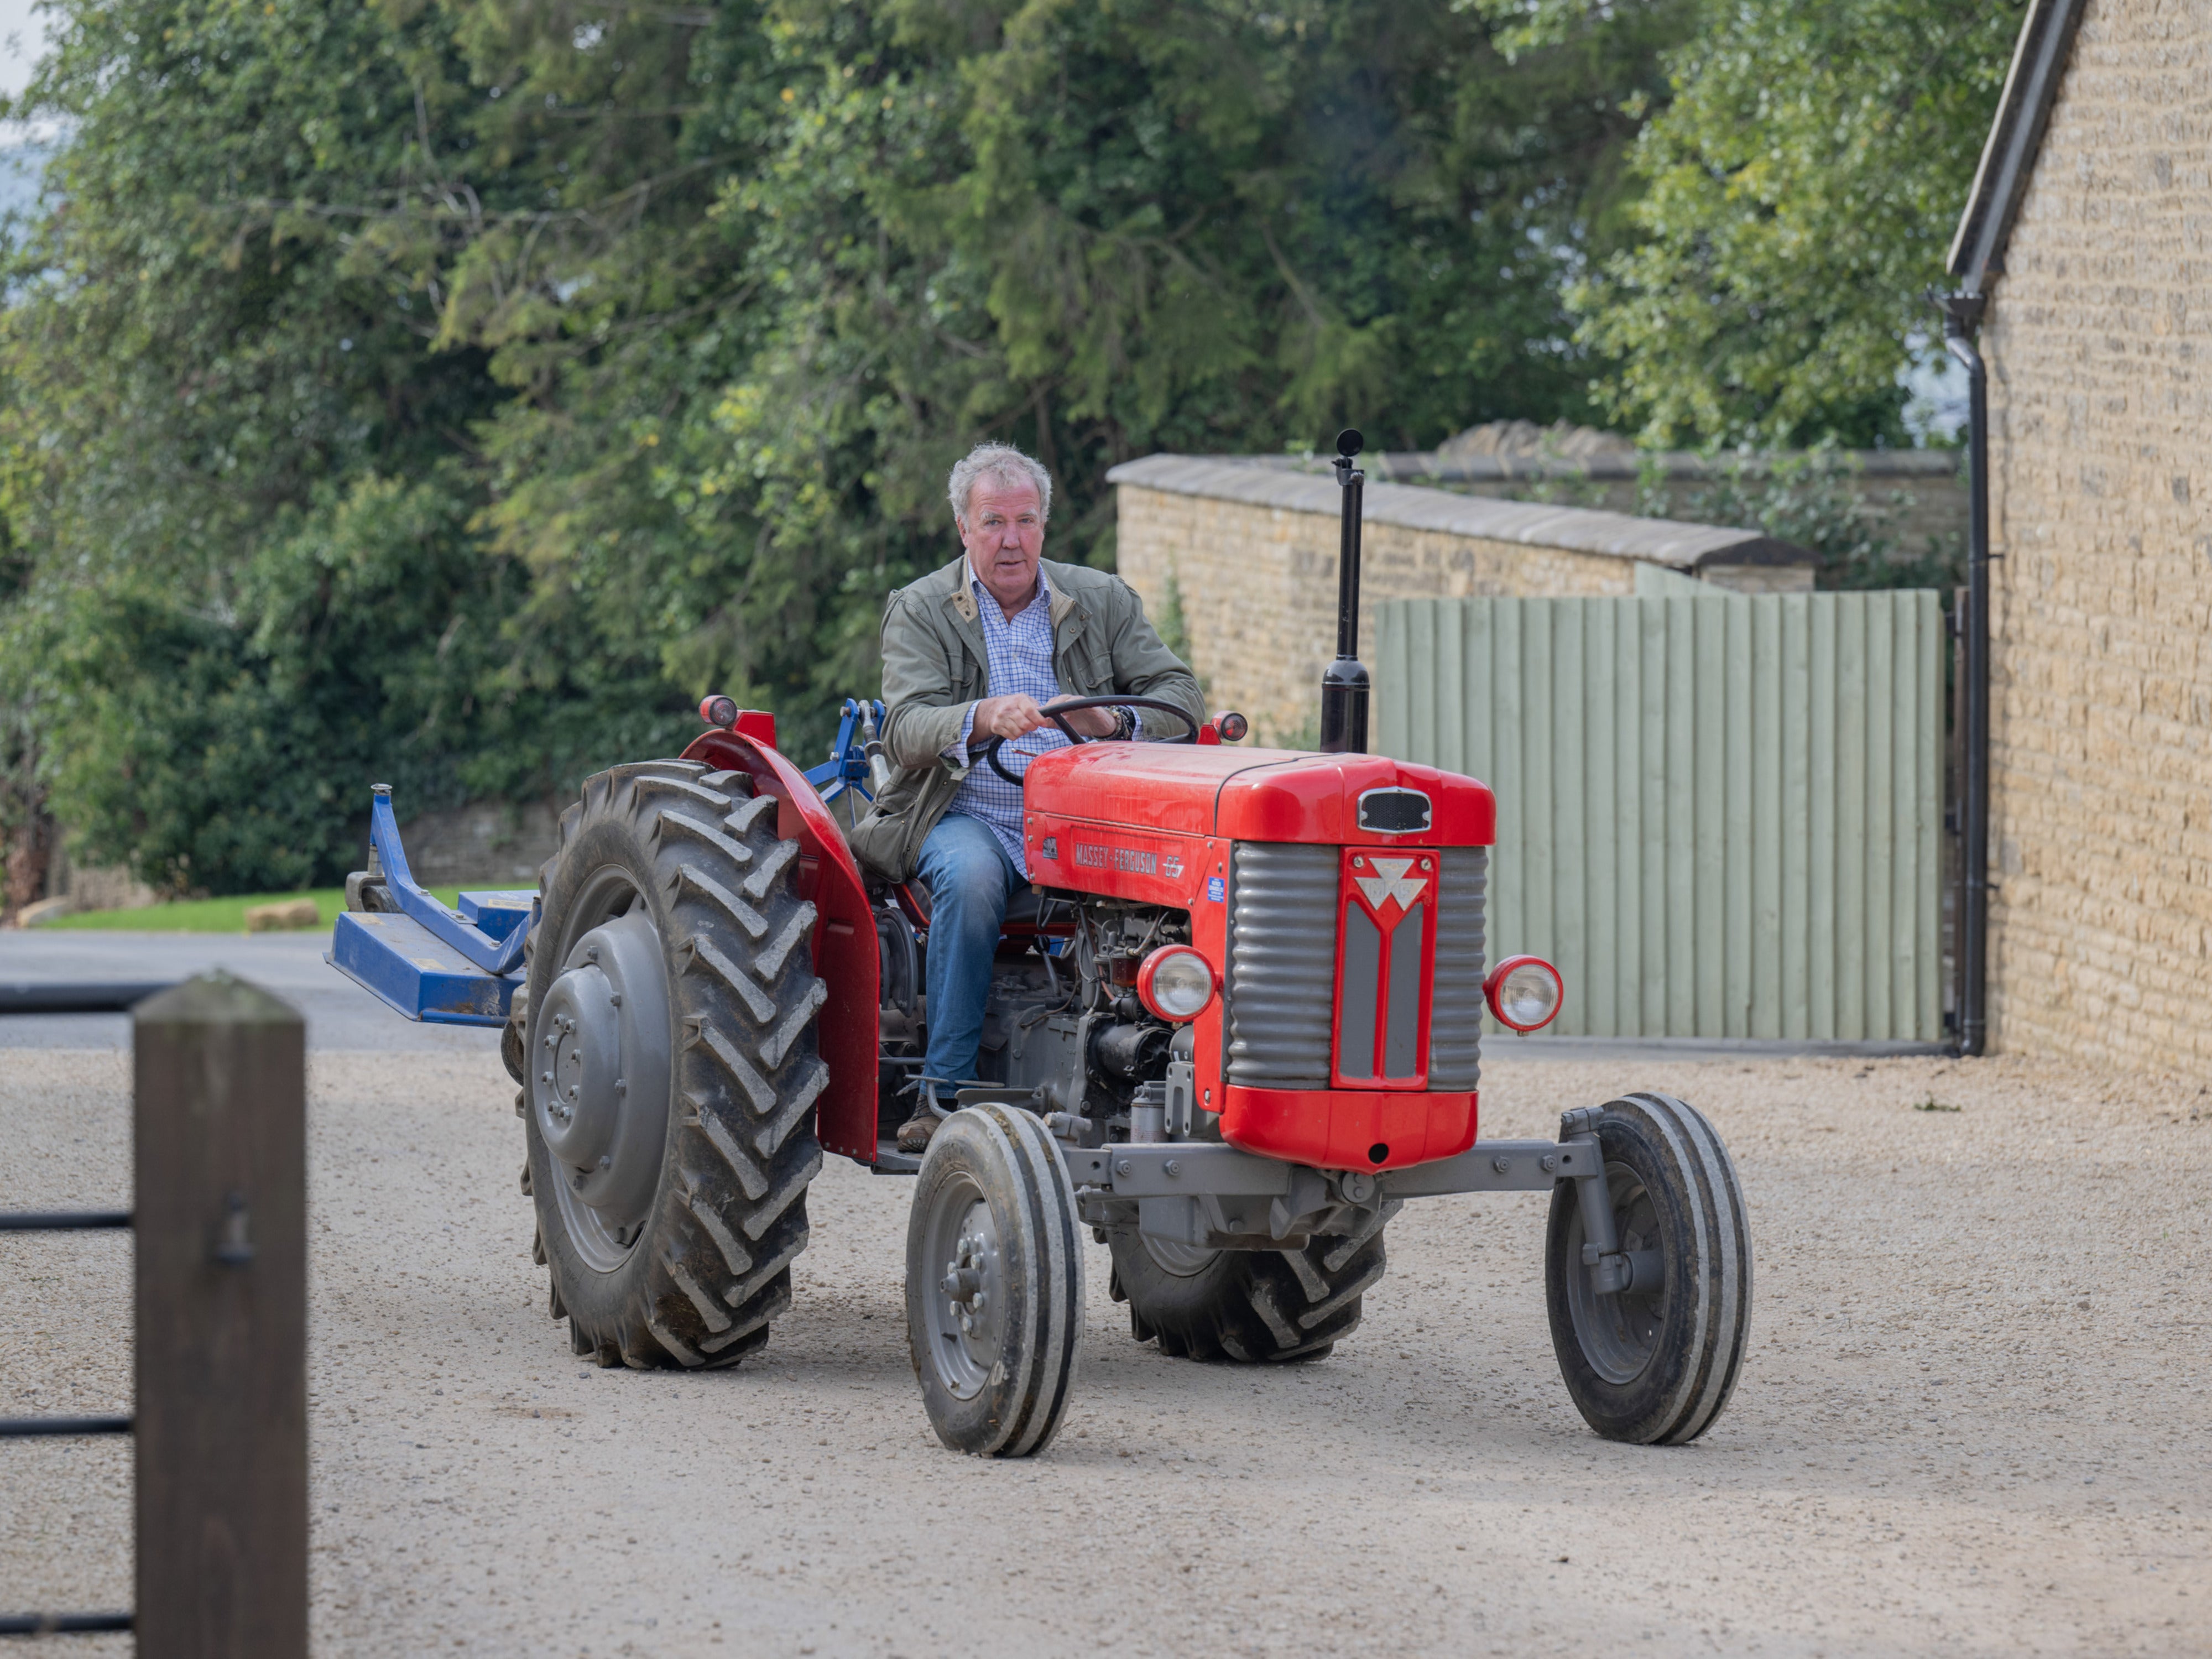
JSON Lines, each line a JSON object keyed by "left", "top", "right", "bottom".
{"left": 528, "top": 760, "right": 824, "bottom": 1373}
{"left": 1545, "top": 1091, "right": 1752, "bottom": 1445}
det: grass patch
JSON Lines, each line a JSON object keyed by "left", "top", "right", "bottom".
{"left": 1913, "top": 1097, "right": 1961, "bottom": 1113}
{"left": 40, "top": 886, "right": 465, "bottom": 934}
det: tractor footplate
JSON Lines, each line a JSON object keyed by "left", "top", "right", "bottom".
{"left": 869, "top": 1140, "right": 924, "bottom": 1176}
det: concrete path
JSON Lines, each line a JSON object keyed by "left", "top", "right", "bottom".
{"left": 4, "top": 1045, "right": 2206, "bottom": 1656}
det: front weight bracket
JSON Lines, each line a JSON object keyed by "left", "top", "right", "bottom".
{"left": 1559, "top": 1104, "right": 1632, "bottom": 1294}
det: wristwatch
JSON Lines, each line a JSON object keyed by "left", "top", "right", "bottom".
{"left": 1109, "top": 707, "right": 1136, "bottom": 742}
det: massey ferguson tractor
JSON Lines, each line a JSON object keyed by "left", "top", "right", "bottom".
{"left": 330, "top": 430, "right": 1752, "bottom": 1455}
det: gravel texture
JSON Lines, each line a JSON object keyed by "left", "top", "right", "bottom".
{"left": 4, "top": 1041, "right": 2207, "bottom": 1657}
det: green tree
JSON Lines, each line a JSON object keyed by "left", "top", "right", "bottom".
{"left": 0, "top": 0, "right": 515, "bottom": 891}
{"left": 0, "top": 0, "right": 1693, "bottom": 894}
{"left": 1569, "top": 0, "right": 2017, "bottom": 446}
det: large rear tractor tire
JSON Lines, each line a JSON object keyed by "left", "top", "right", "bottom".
{"left": 1545, "top": 1092, "right": 1752, "bottom": 1444}
{"left": 1107, "top": 1203, "right": 1397, "bottom": 1363}
{"left": 906, "top": 1104, "right": 1083, "bottom": 1455}
{"left": 524, "top": 760, "right": 826, "bottom": 1370}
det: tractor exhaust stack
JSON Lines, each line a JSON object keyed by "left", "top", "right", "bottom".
{"left": 1319, "top": 426, "right": 1370, "bottom": 754}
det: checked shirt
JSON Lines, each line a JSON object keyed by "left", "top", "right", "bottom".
{"left": 947, "top": 562, "right": 1065, "bottom": 879}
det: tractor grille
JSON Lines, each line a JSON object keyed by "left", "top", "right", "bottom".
{"left": 1224, "top": 843, "right": 1338, "bottom": 1089}
{"left": 1427, "top": 847, "right": 1488, "bottom": 1089}
{"left": 1225, "top": 841, "right": 1487, "bottom": 1093}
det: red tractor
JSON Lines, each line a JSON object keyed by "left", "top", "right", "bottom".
{"left": 332, "top": 431, "right": 1752, "bottom": 1455}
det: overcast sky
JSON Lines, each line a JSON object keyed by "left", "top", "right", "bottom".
{"left": 0, "top": 0, "right": 49, "bottom": 101}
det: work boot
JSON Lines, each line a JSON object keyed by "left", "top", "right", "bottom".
{"left": 896, "top": 1093, "right": 943, "bottom": 1154}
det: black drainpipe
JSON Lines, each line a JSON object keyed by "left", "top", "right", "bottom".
{"left": 1934, "top": 291, "right": 1990, "bottom": 1056}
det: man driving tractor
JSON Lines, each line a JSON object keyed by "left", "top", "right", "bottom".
{"left": 849, "top": 442, "right": 1206, "bottom": 1153}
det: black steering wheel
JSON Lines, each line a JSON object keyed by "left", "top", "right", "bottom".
{"left": 980, "top": 695, "right": 1202, "bottom": 785}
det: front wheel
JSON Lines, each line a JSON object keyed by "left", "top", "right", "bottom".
{"left": 905, "top": 1104, "right": 1083, "bottom": 1456}
{"left": 1545, "top": 1091, "right": 1752, "bottom": 1444}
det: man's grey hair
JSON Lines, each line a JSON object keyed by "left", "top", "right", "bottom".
{"left": 947, "top": 442, "right": 1053, "bottom": 528}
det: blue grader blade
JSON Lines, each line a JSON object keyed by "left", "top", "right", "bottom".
{"left": 322, "top": 784, "right": 534, "bottom": 1025}
{"left": 328, "top": 909, "right": 521, "bottom": 1027}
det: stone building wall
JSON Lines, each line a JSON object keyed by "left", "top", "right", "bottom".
{"left": 1980, "top": 0, "right": 2212, "bottom": 1071}
{"left": 1109, "top": 456, "right": 1814, "bottom": 744}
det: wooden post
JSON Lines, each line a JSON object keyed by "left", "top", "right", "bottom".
{"left": 134, "top": 973, "right": 307, "bottom": 1658}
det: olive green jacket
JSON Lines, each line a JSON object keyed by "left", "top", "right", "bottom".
{"left": 847, "top": 555, "right": 1206, "bottom": 881}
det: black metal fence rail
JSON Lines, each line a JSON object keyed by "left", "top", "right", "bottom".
{"left": 2, "top": 973, "right": 307, "bottom": 1654}
{"left": 0, "top": 1416, "right": 134, "bottom": 1438}
{"left": 0, "top": 1213, "right": 134, "bottom": 1232}
{"left": 0, "top": 1622, "right": 132, "bottom": 1640}
{"left": 0, "top": 1209, "right": 136, "bottom": 1639}
{"left": 0, "top": 984, "right": 174, "bottom": 1016}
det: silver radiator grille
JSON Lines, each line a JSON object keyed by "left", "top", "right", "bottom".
{"left": 1427, "top": 847, "right": 1488, "bottom": 1089}
{"left": 1225, "top": 843, "right": 1338, "bottom": 1089}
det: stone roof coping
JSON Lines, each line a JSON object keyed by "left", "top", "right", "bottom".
{"left": 1232, "top": 448, "right": 1959, "bottom": 484}
{"left": 1948, "top": 0, "right": 2086, "bottom": 294}
{"left": 1105, "top": 454, "right": 1817, "bottom": 570}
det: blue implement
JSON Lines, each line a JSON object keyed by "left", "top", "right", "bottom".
{"left": 367, "top": 786, "right": 533, "bottom": 974}
{"left": 328, "top": 909, "right": 520, "bottom": 1026}
{"left": 802, "top": 698, "right": 891, "bottom": 806}
{"left": 457, "top": 889, "right": 536, "bottom": 941}
{"left": 322, "top": 785, "right": 534, "bottom": 1024}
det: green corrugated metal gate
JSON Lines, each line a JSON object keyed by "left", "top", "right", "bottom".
{"left": 1374, "top": 584, "right": 1947, "bottom": 1041}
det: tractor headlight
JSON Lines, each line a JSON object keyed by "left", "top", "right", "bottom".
{"left": 1137, "top": 946, "right": 1216, "bottom": 1021}
{"left": 1485, "top": 955, "right": 1563, "bottom": 1033}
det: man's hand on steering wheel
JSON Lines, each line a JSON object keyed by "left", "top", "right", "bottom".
{"left": 977, "top": 695, "right": 1200, "bottom": 785}
{"left": 972, "top": 693, "right": 1116, "bottom": 742}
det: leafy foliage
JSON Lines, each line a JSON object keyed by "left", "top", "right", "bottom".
{"left": 0, "top": 0, "right": 1691, "bottom": 894}
{"left": 1635, "top": 444, "right": 1965, "bottom": 590}
{"left": 1570, "top": 0, "right": 2017, "bottom": 446}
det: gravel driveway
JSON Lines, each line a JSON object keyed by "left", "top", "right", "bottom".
{"left": 4, "top": 1027, "right": 2207, "bottom": 1657}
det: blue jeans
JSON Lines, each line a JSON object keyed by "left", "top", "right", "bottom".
{"left": 916, "top": 812, "right": 1020, "bottom": 1105}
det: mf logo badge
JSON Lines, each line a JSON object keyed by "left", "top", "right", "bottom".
{"left": 1335, "top": 848, "right": 1437, "bottom": 1087}
{"left": 1353, "top": 854, "right": 1428, "bottom": 914}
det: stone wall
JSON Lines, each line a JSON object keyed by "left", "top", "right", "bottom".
{"left": 392, "top": 800, "right": 564, "bottom": 888}
{"left": 1289, "top": 451, "right": 1968, "bottom": 566}
{"left": 1110, "top": 456, "right": 1814, "bottom": 744}
{"left": 45, "top": 845, "right": 158, "bottom": 915}
{"left": 1980, "top": 0, "right": 2212, "bottom": 1071}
